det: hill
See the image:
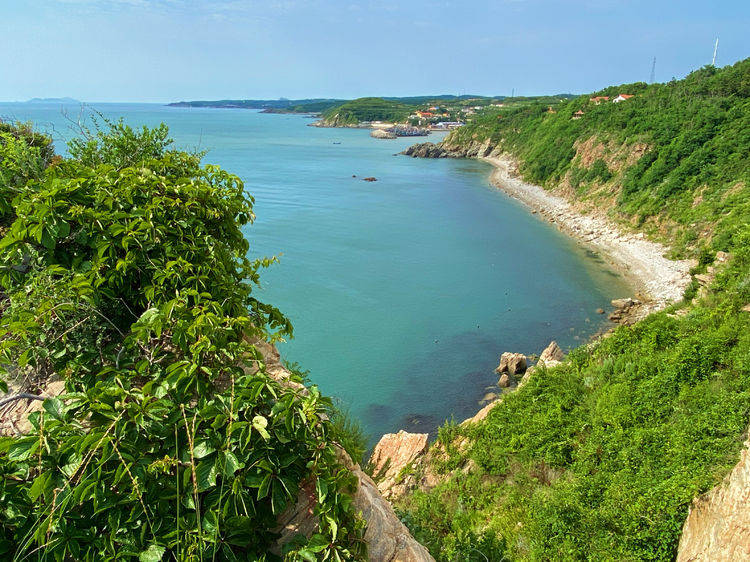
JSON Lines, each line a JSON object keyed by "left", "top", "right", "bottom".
{"left": 317, "top": 97, "right": 415, "bottom": 126}
{"left": 391, "top": 58, "right": 750, "bottom": 561}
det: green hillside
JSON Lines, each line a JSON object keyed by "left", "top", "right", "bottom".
{"left": 397, "top": 59, "right": 750, "bottom": 561}
{"left": 319, "top": 97, "right": 414, "bottom": 125}
{"left": 446, "top": 59, "right": 750, "bottom": 258}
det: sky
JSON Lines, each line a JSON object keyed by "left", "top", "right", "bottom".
{"left": 1, "top": 0, "right": 748, "bottom": 103}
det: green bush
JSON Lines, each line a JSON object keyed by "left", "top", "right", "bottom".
{"left": 0, "top": 122, "right": 365, "bottom": 561}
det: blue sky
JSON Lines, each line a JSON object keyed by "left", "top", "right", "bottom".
{"left": 1, "top": 0, "right": 748, "bottom": 102}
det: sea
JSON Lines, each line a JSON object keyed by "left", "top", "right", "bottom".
{"left": 0, "top": 102, "right": 630, "bottom": 443}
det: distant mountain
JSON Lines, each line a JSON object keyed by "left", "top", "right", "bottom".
{"left": 26, "top": 97, "right": 81, "bottom": 104}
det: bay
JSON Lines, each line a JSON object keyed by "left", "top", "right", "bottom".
{"left": 0, "top": 102, "right": 630, "bottom": 442}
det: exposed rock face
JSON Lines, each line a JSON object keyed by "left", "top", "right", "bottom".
{"left": 538, "top": 341, "right": 564, "bottom": 368}
{"left": 677, "top": 436, "right": 750, "bottom": 561}
{"left": 369, "top": 430, "right": 429, "bottom": 500}
{"left": 277, "top": 447, "right": 435, "bottom": 561}
{"left": 347, "top": 455, "right": 435, "bottom": 562}
{"left": 495, "top": 352, "right": 527, "bottom": 376}
{"left": 401, "top": 142, "right": 462, "bottom": 158}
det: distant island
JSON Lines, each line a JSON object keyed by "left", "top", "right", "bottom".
{"left": 167, "top": 98, "right": 346, "bottom": 113}
{"left": 25, "top": 97, "right": 81, "bottom": 104}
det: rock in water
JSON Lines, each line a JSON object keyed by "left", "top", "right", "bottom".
{"left": 495, "top": 352, "right": 527, "bottom": 375}
{"left": 401, "top": 142, "right": 450, "bottom": 158}
{"left": 369, "top": 430, "right": 429, "bottom": 499}
{"left": 538, "top": 341, "right": 564, "bottom": 368}
{"left": 370, "top": 128, "right": 397, "bottom": 139}
{"left": 498, "top": 374, "right": 510, "bottom": 388}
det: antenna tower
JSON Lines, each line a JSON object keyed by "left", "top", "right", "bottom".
{"left": 712, "top": 38, "right": 719, "bottom": 66}
{"left": 649, "top": 57, "right": 656, "bottom": 83}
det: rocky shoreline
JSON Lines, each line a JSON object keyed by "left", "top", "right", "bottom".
{"left": 402, "top": 141, "right": 694, "bottom": 317}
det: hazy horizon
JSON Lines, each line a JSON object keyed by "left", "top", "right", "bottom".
{"left": 2, "top": 0, "right": 749, "bottom": 103}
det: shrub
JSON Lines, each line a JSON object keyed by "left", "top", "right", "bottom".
{"left": 0, "top": 122, "right": 365, "bottom": 560}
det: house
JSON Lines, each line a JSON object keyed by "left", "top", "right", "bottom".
{"left": 612, "top": 94, "right": 634, "bottom": 103}
{"left": 416, "top": 111, "right": 434, "bottom": 118}
{"left": 571, "top": 110, "right": 585, "bottom": 120}
{"left": 590, "top": 96, "right": 610, "bottom": 104}
{"left": 547, "top": 106, "right": 557, "bottom": 114}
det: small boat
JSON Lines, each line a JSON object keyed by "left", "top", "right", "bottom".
{"left": 332, "top": 141, "right": 341, "bottom": 144}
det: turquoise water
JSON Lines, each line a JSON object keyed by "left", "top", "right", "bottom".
{"left": 0, "top": 103, "right": 629, "bottom": 442}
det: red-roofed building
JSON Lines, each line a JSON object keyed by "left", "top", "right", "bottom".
{"left": 571, "top": 110, "right": 585, "bottom": 120}
{"left": 590, "top": 96, "right": 610, "bottom": 104}
{"left": 613, "top": 94, "right": 634, "bottom": 103}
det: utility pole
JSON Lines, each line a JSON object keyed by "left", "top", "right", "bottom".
{"left": 649, "top": 57, "right": 656, "bottom": 84}
{"left": 712, "top": 38, "right": 719, "bottom": 66}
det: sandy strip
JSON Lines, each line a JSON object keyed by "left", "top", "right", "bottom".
{"left": 481, "top": 155, "right": 694, "bottom": 311}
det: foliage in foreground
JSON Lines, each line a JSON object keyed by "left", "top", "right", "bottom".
{"left": 0, "top": 121, "right": 365, "bottom": 560}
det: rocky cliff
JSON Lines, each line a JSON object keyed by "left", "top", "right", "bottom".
{"left": 676, "top": 436, "right": 750, "bottom": 561}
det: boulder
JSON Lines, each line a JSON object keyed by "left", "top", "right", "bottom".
{"left": 538, "top": 341, "right": 564, "bottom": 368}
{"left": 498, "top": 374, "right": 510, "bottom": 388}
{"left": 611, "top": 297, "right": 639, "bottom": 309}
{"left": 495, "top": 352, "right": 527, "bottom": 375}
{"left": 369, "top": 430, "right": 429, "bottom": 499}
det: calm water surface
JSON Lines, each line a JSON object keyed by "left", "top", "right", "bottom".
{"left": 0, "top": 102, "right": 630, "bottom": 442}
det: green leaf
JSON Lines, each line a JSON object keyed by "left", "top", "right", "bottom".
{"left": 43, "top": 397, "right": 65, "bottom": 421}
{"left": 195, "top": 460, "right": 218, "bottom": 492}
{"left": 192, "top": 440, "right": 215, "bottom": 459}
{"left": 221, "top": 451, "right": 243, "bottom": 478}
{"left": 138, "top": 544, "right": 165, "bottom": 562}
{"left": 7, "top": 437, "right": 38, "bottom": 461}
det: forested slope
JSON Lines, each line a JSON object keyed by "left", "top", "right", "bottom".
{"left": 397, "top": 59, "right": 750, "bottom": 561}
{"left": 446, "top": 58, "right": 749, "bottom": 258}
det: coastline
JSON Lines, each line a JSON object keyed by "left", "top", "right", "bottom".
{"left": 480, "top": 155, "right": 694, "bottom": 313}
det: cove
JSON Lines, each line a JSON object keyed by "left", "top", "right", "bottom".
{"left": 0, "top": 103, "right": 631, "bottom": 442}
